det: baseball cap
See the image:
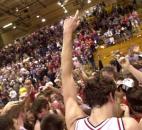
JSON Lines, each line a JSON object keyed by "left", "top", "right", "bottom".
{"left": 116, "top": 78, "right": 134, "bottom": 91}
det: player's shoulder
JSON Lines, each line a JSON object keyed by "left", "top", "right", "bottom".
{"left": 122, "top": 117, "right": 141, "bottom": 130}
{"left": 69, "top": 116, "right": 88, "bottom": 130}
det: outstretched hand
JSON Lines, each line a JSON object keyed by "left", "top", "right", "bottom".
{"left": 118, "top": 57, "right": 130, "bottom": 69}
{"left": 63, "top": 10, "right": 80, "bottom": 34}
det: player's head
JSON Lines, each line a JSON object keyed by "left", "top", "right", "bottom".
{"left": 83, "top": 76, "right": 116, "bottom": 108}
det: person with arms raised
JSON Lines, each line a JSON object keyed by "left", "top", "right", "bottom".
{"left": 61, "top": 10, "right": 140, "bottom": 130}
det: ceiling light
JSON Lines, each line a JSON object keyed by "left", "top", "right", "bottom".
{"left": 57, "top": 1, "right": 61, "bottom": 5}
{"left": 3, "top": 23, "right": 13, "bottom": 28}
{"left": 36, "top": 15, "right": 40, "bottom": 18}
{"left": 63, "top": 6, "right": 66, "bottom": 10}
{"left": 64, "top": 9, "right": 68, "bottom": 13}
{"left": 16, "top": 8, "right": 19, "bottom": 12}
{"left": 41, "top": 18, "right": 46, "bottom": 22}
{"left": 87, "top": 0, "right": 91, "bottom": 4}
{"left": 63, "top": 6, "right": 68, "bottom": 13}
{"left": 13, "top": 26, "right": 16, "bottom": 29}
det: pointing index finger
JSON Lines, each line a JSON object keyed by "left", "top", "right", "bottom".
{"left": 74, "top": 10, "right": 79, "bottom": 19}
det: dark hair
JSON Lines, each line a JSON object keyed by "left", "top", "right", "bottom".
{"left": 0, "top": 115, "right": 15, "bottom": 130}
{"left": 101, "top": 66, "right": 117, "bottom": 80}
{"left": 83, "top": 76, "right": 116, "bottom": 108}
{"left": 32, "top": 98, "right": 49, "bottom": 117}
{"left": 40, "top": 113, "right": 64, "bottom": 130}
{"left": 126, "top": 87, "right": 142, "bottom": 113}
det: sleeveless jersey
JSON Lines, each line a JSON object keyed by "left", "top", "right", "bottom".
{"left": 75, "top": 117, "right": 125, "bottom": 130}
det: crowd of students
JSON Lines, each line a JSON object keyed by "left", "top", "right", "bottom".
{"left": 0, "top": 2, "right": 142, "bottom": 130}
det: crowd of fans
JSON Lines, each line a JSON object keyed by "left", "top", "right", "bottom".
{"left": 0, "top": 1, "right": 142, "bottom": 130}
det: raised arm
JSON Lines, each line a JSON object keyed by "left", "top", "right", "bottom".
{"left": 61, "top": 11, "right": 85, "bottom": 129}
{"left": 62, "top": 11, "right": 80, "bottom": 101}
{"left": 119, "top": 57, "right": 142, "bottom": 83}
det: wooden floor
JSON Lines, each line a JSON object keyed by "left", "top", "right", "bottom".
{"left": 94, "top": 31, "right": 142, "bottom": 65}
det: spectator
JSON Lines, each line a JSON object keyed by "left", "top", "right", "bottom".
{"left": 32, "top": 97, "right": 50, "bottom": 121}
{"left": 40, "top": 113, "right": 64, "bottom": 130}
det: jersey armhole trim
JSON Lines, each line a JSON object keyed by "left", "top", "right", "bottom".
{"left": 117, "top": 118, "right": 121, "bottom": 130}
{"left": 121, "top": 118, "right": 125, "bottom": 130}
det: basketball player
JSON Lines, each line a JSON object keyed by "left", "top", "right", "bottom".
{"left": 61, "top": 10, "right": 140, "bottom": 130}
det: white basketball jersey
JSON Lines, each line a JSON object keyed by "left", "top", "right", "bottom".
{"left": 75, "top": 117, "right": 125, "bottom": 130}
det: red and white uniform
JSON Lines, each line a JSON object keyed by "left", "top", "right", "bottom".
{"left": 75, "top": 117, "right": 125, "bottom": 130}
